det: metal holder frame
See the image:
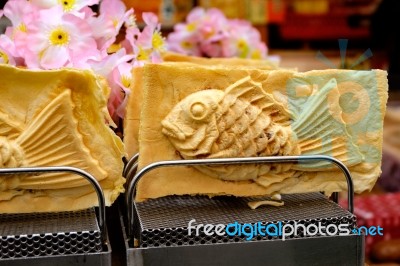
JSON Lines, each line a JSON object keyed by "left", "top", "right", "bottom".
{"left": 125, "top": 154, "right": 355, "bottom": 240}
{"left": 0, "top": 166, "right": 111, "bottom": 265}
{"left": 118, "top": 154, "right": 364, "bottom": 266}
{"left": 0, "top": 166, "right": 106, "bottom": 242}
{"left": 123, "top": 153, "right": 139, "bottom": 180}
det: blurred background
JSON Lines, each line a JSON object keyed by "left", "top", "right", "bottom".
{"left": 1, "top": 0, "right": 399, "bottom": 92}
{"left": 120, "top": 0, "right": 398, "bottom": 90}
{"left": 0, "top": 0, "right": 399, "bottom": 264}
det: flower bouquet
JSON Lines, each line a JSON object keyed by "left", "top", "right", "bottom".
{"left": 167, "top": 7, "right": 268, "bottom": 60}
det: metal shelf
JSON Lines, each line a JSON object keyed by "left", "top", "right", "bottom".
{"left": 0, "top": 167, "right": 111, "bottom": 266}
{"left": 120, "top": 155, "right": 364, "bottom": 266}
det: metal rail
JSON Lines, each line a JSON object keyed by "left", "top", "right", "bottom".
{"left": 123, "top": 153, "right": 139, "bottom": 178}
{"left": 126, "top": 155, "right": 354, "bottom": 240}
{"left": 0, "top": 166, "right": 107, "bottom": 242}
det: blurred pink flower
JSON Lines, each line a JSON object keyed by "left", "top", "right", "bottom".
{"left": 112, "top": 62, "right": 132, "bottom": 91}
{"left": 200, "top": 41, "right": 223, "bottom": 58}
{"left": 29, "top": 0, "right": 56, "bottom": 9}
{"left": 167, "top": 7, "right": 267, "bottom": 59}
{"left": 24, "top": 5, "right": 98, "bottom": 69}
{"left": 167, "top": 33, "right": 201, "bottom": 56}
{"left": 88, "top": 49, "right": 133, "bottom": 120}
{"left": 2, "top": 0, "right": 40, "bottom": 65}
{"left": 91, "top": 0, "right": 133, "bottom": 53}
{"left": 142, "top": 12, "right": 158, "bottom": 29}
{"left": 221, "top": 20, "right": 266, "bottom": 58}
{"left": 100, "top": 0, "right": 133, "bottom": 33}
{"left": 135, "top": 12, "right": 165, "bottom": 63}
{"left": 250, "top": 42, "right": 268, "bottom": 59}
{"left": 87, "top": 13, "right": 117, "bottom": 53}
{"left": 3, "top": 0, "right": 38, "bottom": 35}
{"left": 167, "top": 7, "right": 205, "bottom": 56}
{"left": 121, "top": 26, "right": 140, "bottom": 55}
{"left": 198, "top": 8, "right": 227, "bottom": 43}
{"left": 30, "top": 0, "right": 99, "bottom": 13}
{"left": 0, "top": 35, "right": 17, "bottom": 65}
{"left": 111, "top": 62, "right": 133, "bottom": 118}
{"left": 89, "top": 48, "right": 133, "bottom": 78}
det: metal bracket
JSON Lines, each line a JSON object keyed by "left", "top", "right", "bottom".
{"left": 123, "top": 153, "right": 139, "bottom": 178}
{"left": 125, "top": 155, "right": 355, "bottom": 240}
{"left": 124, "top": 153, "right": 139, "bottom": 192}
{"left": 0, "top": 166, "right": 107, "bottom": 243}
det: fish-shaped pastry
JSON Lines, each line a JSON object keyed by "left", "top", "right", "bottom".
{"left": 0, "top": 65, "right": 125, "bottom": 213}
{"left": 161, "top": 76, "right": 364, "bottom": 187}
{"left": 0, "top": 90, "right": 108, "bottom": 199}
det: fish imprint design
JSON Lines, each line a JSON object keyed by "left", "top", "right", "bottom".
{"left": 0, "top": 90, "right": 107, "bottom": 196}
{"left": 162, "top": 76, "right": 364, "bottom": 187}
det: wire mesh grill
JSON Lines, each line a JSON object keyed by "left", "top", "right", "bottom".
{"left": 0, "top": 208, "right": 102, "bottom": 259}
{"left": 134, "top": 193, "right": 357, "bottom": 248}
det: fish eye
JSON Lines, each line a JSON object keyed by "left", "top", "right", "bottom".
{"left": 189, "top": 102, "right": 207, "bottom": 120}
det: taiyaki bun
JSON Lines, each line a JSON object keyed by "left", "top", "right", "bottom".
{"left": 0, "top": 65, "right": 125, "bottom": 213}
{"left": 131, "top": 63, "right": 388, "bottom": 202}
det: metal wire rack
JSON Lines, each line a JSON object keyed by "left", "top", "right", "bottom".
{"left": 119, "top": 155, "right": 363, "bottom": 265}
{"left": 0, "top": 167, "right": 111, "bottom": 265}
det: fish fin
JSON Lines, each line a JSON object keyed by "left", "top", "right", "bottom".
{"left": 15, "top": 90, "right": 108, "bottom": 189}
{"left": 222, "top": 77, "right": 291, "bottom": 125}
{"left": 292, "top": 78, "right": 364, "bottom": 170}
{"left": 0, "top": 111, "right": 23, "bottom": 140}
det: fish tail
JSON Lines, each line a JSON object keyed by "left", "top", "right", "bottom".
{"left": 15, "top": 90, "right": 108, "bottom": 189}
{"left": 291, "top": 78, "right": 363, "bottom": 170}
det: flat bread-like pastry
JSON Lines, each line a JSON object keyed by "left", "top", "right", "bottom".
{"left": 134, "top": 63, "right": 388, "bottom": 201}
{"left": 0, "top": 65, "right": 125, "bottom": 213}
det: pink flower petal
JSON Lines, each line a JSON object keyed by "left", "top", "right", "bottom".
{"left": 150, "top": 50, "right": 163, "bottom": 63}
{"left": 88, "top": 48, "right": 133, "bottom": 78}
{"left": 40, "top": 45, "right": 70, "bottom": 69}
{"left": 60, "top": 14, "right": 100, "bottom": 65}
{"left": 80, "top": 6, "right": 95, "bottom": 18}
{"left": 0, "top": 34, "right": 16, "bottom": 56}
{"left": 186, "top": 7, "right": 205, "bottom": 23}
{"left": 123, "top": 26, "right": 140, "bottom": 52}
{"left": 75, "top": 0, "right": 100, "bottom": 10}
{"left": 0, "top": 35, "right": 16, "bottom": 65}
{"left": 4, "top": 0, "right": 38, "bottom": 27}
{"left": 112, "top": 62, "right": 132, "bottom": 90}
{"left": 142, "top": 12, "right": 158, "bottom": 29}
{"left": 100, "top": 0, "right": 126, "bottom": 20}
{"left": 88, "top": 14, "right": 117, "bottom": 51}
{"left": 22, "top": 5, "right": 101, "bottom": 69}
{"left": 30, "top": 0, "right": 57, "bottom": 9}
{"left": 116, "top": 89, "right": 130, "bottom": 118}
{"left": 38, "top": 5, "right": 63, "bottom": 26}
{"left": 136, "top": 26, "right": 153, "bottom": 49}
{"left": 116, "top": 8, "right": 134, "bottom": 33}
{"left": 31, "top": 0, "right": 99, "bottom": 13}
